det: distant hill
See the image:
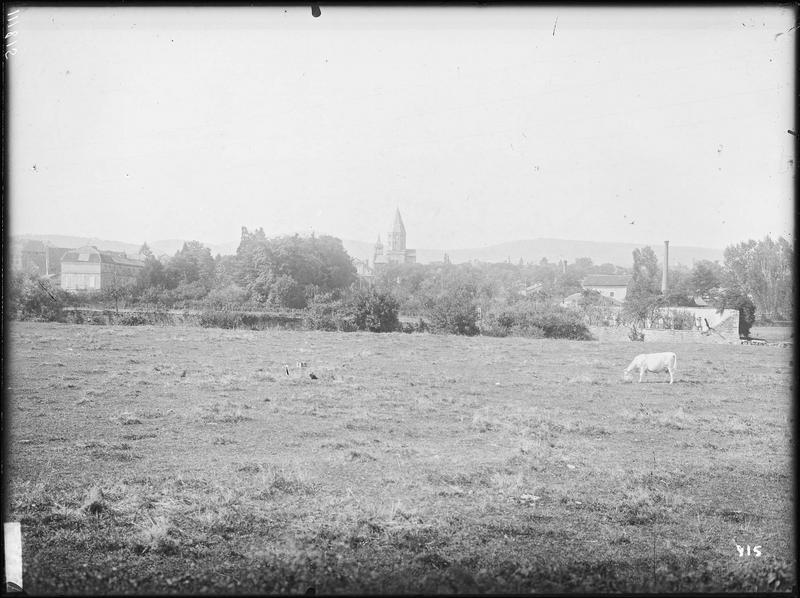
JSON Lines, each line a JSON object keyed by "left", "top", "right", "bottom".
{"left": 15, "top": 234, "right": 723, "bottom": 268}
{"left": 13, "top": 234, "right": 238, "bottom": 258}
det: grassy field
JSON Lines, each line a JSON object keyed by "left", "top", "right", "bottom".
{"left": 5, "top": 321, "right": 795, "bottom": 594}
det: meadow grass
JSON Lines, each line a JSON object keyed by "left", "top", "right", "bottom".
{"left": 5, "top": 321, "right": 794, "bottom": 594}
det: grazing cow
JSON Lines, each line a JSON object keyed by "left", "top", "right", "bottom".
{"left": 624, "top": 352, "right": 677, "bottom": 384}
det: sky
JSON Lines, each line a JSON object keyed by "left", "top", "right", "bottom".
{"left": 7, "top": 6, "right": 796, "bottom": 252}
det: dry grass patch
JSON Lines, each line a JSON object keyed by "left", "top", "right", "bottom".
{"left": 251, "top": 465, "right": 316, "bottom": 498}
{"left": 212, "top": 434, "right": 237, "bottom": 445}
{"left": 132, "top": 515, "right": 181, "bottom": 554}
{"left": 121, "top": 432, "right": 158, "bottom": 441}
{"left": 615, "top": 484, "right": 696, "bottom": 526}
{"left": 471, "top": 407, "right": 502, "bottom": 432}
{"left": 199, "top": 400, "right": 253, "bottom": 424}
{"left": 115, "top": 412, "right": 143, "bottom": 425}
{"left": 567, "top": 374, "right": 604, "bottom": 385}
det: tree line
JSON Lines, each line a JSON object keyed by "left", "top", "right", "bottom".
{"left": 8, "top": 230, "right": 792, "bottom": 338}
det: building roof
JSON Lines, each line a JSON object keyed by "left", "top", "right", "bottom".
{"left": 582, "top": 274, "right": 632, "bottom": 287}
{"left": 61, "top": 245, "right": 144, "bottom": 268}
{"left": 563, "top": 291, "right": 623, "bottom": 306}
{"left": 105, "top": 252, "right": 145, "bottom": 267}
{"left": 392, "top": 209, "right": 405, "bottom": 235}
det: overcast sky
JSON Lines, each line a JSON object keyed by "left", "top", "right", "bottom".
{"left": 7, "top": 6, "right": 796, "bottom": 251}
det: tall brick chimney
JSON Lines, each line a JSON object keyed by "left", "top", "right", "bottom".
{"left": 661, "top": 240, "right": 669, "bottom": 294}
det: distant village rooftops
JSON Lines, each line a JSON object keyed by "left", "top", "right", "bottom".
{"left": 581, "top": 274, "right": 632, "bottom": 302}
{"left": 581, "top": 274, "right": 632, "bottom": 287}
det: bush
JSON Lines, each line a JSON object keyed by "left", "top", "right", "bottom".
{"left": 117, "top": 311, "right": 152, "bottom": 326}
{"left": 269, "top": 275, "right": 307, "bottom": 309}
{"left": 347, "top": 288, "right": 400, "bottom": 333}
{"left": 304, "top": 295, "right": 358, "bottom": 332}
{"left": 7, "top": 272, "right": 72, "bottom": 322}
{"left": 629, "top": 325, "right": 645, "bottom": 341}
{"left": 399, "top": 318, "right": 429, "bottom": 334}
{"left": 205, "top": 284, "right": 250, "bottom": 307}
{"left": 482, "top": 303, "right": 593, "bottom": 340}
{"left": 428, "top": 289, "right": 479, "bottom": 336}
{"left": 199, "top": 311, "right": 244, "bottom": 329}
{"left": 668, "top": 309, "right": 696, "bottom": 331}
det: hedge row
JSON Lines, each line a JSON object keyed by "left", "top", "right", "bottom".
{"left": 481, "top": 304, "right": 594, "bottom": 340}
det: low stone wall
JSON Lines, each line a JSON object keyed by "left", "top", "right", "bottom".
{"left": 642, "top": 328, "right": 738, "bottom": 344}
{"left": 652, "top": 307, "right": 739, "bottom": 336}
{"left": 588, "top": 325, "right": 633, "bottom": 342}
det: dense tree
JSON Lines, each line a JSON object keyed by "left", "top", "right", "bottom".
{"left": 233, "top": 229, "right": 356, "bottom": 308}
{"left": 628, "top": 246, "right": 661, "bottom": 299}
{"left": 136, "top": 242, "right": 166, "bottom": 290}
{"left": 163, "top": 241, "right": 215, "bottom": 290}
{"left": 663, "top": 265, "right": 694, "bottom": 306}
{"left": 689, "top": 260, "right": 724, "bottom": 297}
{"left": 723, "top": 236, "right": 793, "bottom": 320}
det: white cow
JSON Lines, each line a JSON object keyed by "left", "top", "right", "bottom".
{"left": 623, "top": 352, "right": 677, "bottom": 384}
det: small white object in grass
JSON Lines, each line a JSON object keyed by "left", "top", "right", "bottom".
{"left": 4, "top": 522, "right": 22, "bottom": 591}
{"left": 566, "top": 464, "right": 576, "bottom": 469}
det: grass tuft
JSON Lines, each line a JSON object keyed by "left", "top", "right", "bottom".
{"left": 133, "top": 515, "right": 180, "bottom": 554}
{"left": 199, "top": 400, "right": 253, "bottom": 424}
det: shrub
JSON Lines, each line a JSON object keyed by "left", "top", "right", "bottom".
{"left": 7, "top": 272, "right": 72, "bottom": 322}
{"left": 428, "top": 289, "right": 479, "bottom": 336}
{"left": 269, "top": 275, "right": 307, "bottom": 309}
{"left": 629, "top": 325, "right": 645, "bottom": 342}
{"left": 171, "top": 281, "right": 211, "bottom": 301}
{"left": 117, "top": 311, "right": 151, "bottom": 326}
{"left": 205, "top": 284, "right": 250, "bottom": 307}
{"left": 199, "top": 311, "right": 243, "bottom": 329}
{"left": 347, "top": 288, "right": 400, "bottom": 332}
{"left": 668, "top": 309, "right": 696, "bottom": 331}
{"left": 478, "top": 318, "right": 511, "bottom": 338}
{"left": 399, "top": 318, "right": 429, "bottom": 334}
{"left": 482, "top": 303, "right": 593, "bottom": 340}
{"left": 304, "top": 294, "right": 357, "bottom": 332}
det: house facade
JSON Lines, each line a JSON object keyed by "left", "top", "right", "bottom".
{"left": 61, "top": 246, "right": 144, "bottom": 291}
{"left": 581, "top": 274, "right": 633, "bottom": 302}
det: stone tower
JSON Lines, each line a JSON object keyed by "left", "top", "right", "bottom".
{"left": 373, "top": 209, "right": 416, "bottom": 268}
{"left": 387, "top": 209, "right": 406, "bottom": 252}
{"left": 373, "top": 235, "right": 384, "bottom": 265}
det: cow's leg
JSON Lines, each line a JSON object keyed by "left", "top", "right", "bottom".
{"left": 639, "top": 368, "right": 644, "bottom": 383}
{"left": 668, "top": 368, "right": 673, "bottom": 384}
